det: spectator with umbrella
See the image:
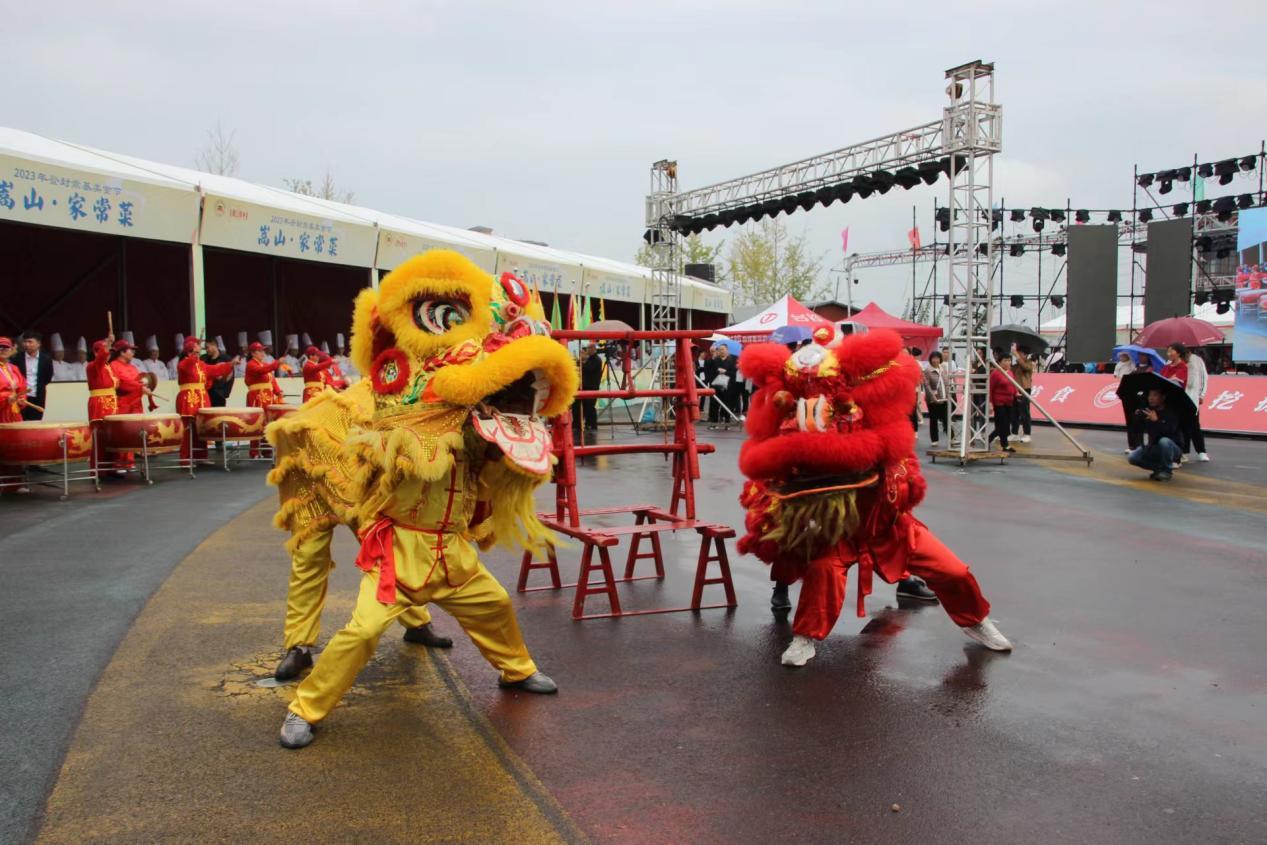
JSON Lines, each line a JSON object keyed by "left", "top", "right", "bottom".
{"left": 1119, "top": 373, "right": 1193, "bottom": 481}
{"left": 988, "top": 353, "right": 1018, "bottom": 451}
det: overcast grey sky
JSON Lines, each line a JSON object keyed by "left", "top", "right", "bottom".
{"left": 6, "top": 0, "right": 1266, "bottom": 318}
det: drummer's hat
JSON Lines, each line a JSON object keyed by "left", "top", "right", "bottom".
{"left": 50, "top": 332, "right": 65, "bottom": 353}
{"left": 146, "top": 335, "right": 159, "bottom": 352}
{"left": 174, "top": 332, "right": 185, "bottom": 349}
{"left": 248, "top": 341, "right": 266, "bottom": 353}
{"left": 113, "top": 338, "right": 138, "bottom": 352}
{"left": 305, "top": 345, "right": 321, "bottom": 357}
{"left": 258, "top": 330, "right": 274, "bottom": 348}
{"left": 183, "top": 337, "right": 202, "bottom": 353}
{"left": 321, "top": 341, "right": 331, "bottom": 354}
{"left": 301, "top": 332, "right": 313, "bottom": 348}
{"left": 285, "top": 334, "right": 299, "bottom": 351}
{"left": 336, "top": 332, "right": 346, "bottom": 351}
{"left": 121, "top": 330, "right": 136, "bottom": 345}
{"left": 215, "top": 335, "right": 226, "bottom": 351}
{"left": 237, "top": 331, "right": 249, "bottom": 350}
{"left": 76, "top": 336, "right": 88, "bottom": 353}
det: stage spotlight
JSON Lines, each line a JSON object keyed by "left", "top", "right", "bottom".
{"left": 701, "top": 213, "right": 721, "bottom": 230}
{"left": 1195, "top": 199, "right": 1212, "bottom": 215}
{"left": 1238, "top": 194, "right": 1254, "bottom": 210}
{"left": 1010, "top": 295, "right": 1025, "bottom": 308}
{"left": 1213, "top": 197, "right": 1236, "bottom": 221}
{"left": 1009, "top": 243, "right": 1024, "bottom": 257}
{"left": 1032, "top": 218, "right": 1045, "bottom": 233}
{"left": 977, "top": 243, "right": 989, "bottom": 256}
{"left": 1132, "top": 242, "right": 1148, "bottom": 254}
{"left": 1137, "top": 173, "right": 1154, "bottom": 188}
{"left": 871, "top": 170, "right": 896, "bottom": 193}
{"left": 1159, "top": 180, "right": 1173, "bottom": 195}
{"left": 642, "top": 228, "right": 660, "bottom": 244}
{"left": 1029, "top": 207, "right": 1048, "bottom": 220}
{"left": 1194, "top": 290, "right": 1209, "bottom": 306}
{"left": 1172, "top": 202, "right": 1189, "bottom": 216}
{"left": 1010, "top": 209, "right": 1026, "bottom": 222}
{"left": 1217, "top": 248, "right": 1230, "bottom": 258}
{"left": 1050, "top": 209, "right": 1066, "bottom": 223}
{"left": 1138, "top": 208, "right": 1153, "bottom": 223}
{"left": 778, "top": 196, "right": 798, "bottom": 215}
{"left": 991, "top": 209, "right": 1003, "bottom": 230}
{"left": 936, "top": 207, "right": 950, "bottom": 232}
{"left": 1050, "top": 295, "right": 1064, "bottom": 308}
{"left": 1052, "top": 243, "right": 1067, "bottom": 256}
{"left": 814, "top": 187, "right": 836, "bottom": 207}
{"left": 1196, "top": 236, "right": 1213, "bottom": 252}
{"left": 1240, "top": 155, "right": 1257, "bottom": 171}
{"left": 1215, "top": 160, "right": 1237, "bottom": 185}
{"left": 894, "top": 167, "right": 922, "bottom": 189}
{"left": 852, "top": 175, "right": 874, "bottom": 199}
{"left": 942, "top": 294, "right": 950, "bottom": 306}
{"left": 1176, "top": 167, "right": 1191, "bottom": 182}
{"left": 1107, "top": 210, "right": 1122, "bottom": 223}
{"left": 1075, "top": 209, "right": 1090, "bottom": 224}
{"left": 797, "top": 191, "right": 817, "bottom": 212}
{"left": 918, "top": 161, "right": 942, "bottom": 186}
{"left": 832, "top": 184, "right": 854, "bottom": 204}
{"left": 1216, "top": 301, "right": 1230, "bottom": 314}
{"left": 671, "top": 215, "right": 693, "bottom": 232}
{"left": 735, "top": 207, "right": 754, "bottom": 225}
{"left": 1197, "top": 163, "right": 1213, "bottom": 179}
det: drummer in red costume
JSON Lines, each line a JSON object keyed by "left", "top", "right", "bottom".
{"left": 176, "top": 337, "right": 239, "bottom": 463}
{"left": 245, "top": 342, "right": 283, "bottom": 456}
{"left": 85, "top": 336, "right": 119, "bottom": 473}
{"left": 300, "top": 345, "right": 335, "bottom": 403}
{"left": 107, "top": 338, "right": 151, "bottom": 473}
{"left": 0, "top": 337, "right": 31, "bottom": 493}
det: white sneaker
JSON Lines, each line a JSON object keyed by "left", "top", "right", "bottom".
{"left": 1197, "top": 452, "right": 1210, "bottom": 462}
{"left": 781, "top": 635, "right": 817, "bottom": 666}
{"left": 1020, "top": 435, "right": 1031, "bottom": 443}
{"left": 1170, "top": 462, "right": 1181, "bottom": 470}
{"left": 279, "top": 711, "right": 315, "bottom": 749}
{"left": 961, "top": 618, "right": 1013, "bottom": 651}
{"left": 1123, "top": 448, "right": 1132, "bottom": 455}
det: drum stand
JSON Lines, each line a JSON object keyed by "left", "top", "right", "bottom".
{"left": 4, "top": 433, "right": 100, "bottom": 500}
{"left": 212, "top": 426, "right": 271, "bottom": 471}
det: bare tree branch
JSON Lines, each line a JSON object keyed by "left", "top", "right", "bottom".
{"left": 194, "top": 122, "right": 240, "bottom": 176}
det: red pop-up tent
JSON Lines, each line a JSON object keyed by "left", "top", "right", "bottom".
{"left": 849, "top": 302, "right": 943, "bottom": 354}
{"left": 717, "top": 295, "right": 834, "bottom": 343}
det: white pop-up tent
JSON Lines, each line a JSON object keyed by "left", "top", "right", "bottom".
{"left": 717, "top": 295, "right": 834, "bottom": 343}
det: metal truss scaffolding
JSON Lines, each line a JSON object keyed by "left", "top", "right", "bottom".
{"left": 942, "top": 61, "right": 1001, "bottom": 459}
{"left": 644, "top": 60, "right": 1001, "bottom": 459}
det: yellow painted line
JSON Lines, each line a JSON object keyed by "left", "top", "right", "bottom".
{"left": 37, "top": 498, "right": 586, "bottom": 845}
{"left": 1031, "top": 445, "right": 1267, "bottom": 515}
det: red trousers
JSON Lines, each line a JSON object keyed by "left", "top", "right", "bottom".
{"left": 792, "top": 521, "right": 990, "bottom": 640}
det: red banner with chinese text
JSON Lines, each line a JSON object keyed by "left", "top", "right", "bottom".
{"left": 1029, "top": 374, "right": 1267, "bottom": 435}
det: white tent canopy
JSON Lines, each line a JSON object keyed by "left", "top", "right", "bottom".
{"left": 0, "top": 125, "right": 731, "bottom": 314}
{"left": 1040, "top": 302, "right": 1233, "bottom": 338}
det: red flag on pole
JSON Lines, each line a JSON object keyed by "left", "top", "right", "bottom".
{"left": 907, "top": 226, "right": 922, "bottom": 250}
{"left": 840, "top": 227, "right": 850, "bottom": 255}
{"left": 565, "top": 293, "right": 575, "bottom": 330}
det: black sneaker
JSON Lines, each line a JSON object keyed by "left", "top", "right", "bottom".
{"left": 402, "top": 622, "right": 453, "bottom": 648}
{"left": 274, "top": 646, "right": 313, "bottom": 681}
{"left": 771, "top": 583, "right": 792, "bottom": 611}
{"left": 895, "top": 577, "right": 939, "bottom": 603}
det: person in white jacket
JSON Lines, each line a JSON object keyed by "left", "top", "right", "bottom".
{"left": 1182, "top": 348, "right": 1210, "bottom": 462}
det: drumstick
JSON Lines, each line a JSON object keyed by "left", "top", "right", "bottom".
{"left": 107, "top": 311, "right": 114, "bottom": 337}
{"left": 21, "top": 401, "right": 46, "bottom": 414}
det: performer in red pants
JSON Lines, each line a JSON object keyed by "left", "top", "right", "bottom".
{"left": 738, "top": 328, "right": 1012, "bottom": 666}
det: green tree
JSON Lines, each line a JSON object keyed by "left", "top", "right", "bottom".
{"left": 634, "top": 234, "right": 725, "bottom": 277}
{"left": 724, "top": 219, "right": 826, "bottom": 306}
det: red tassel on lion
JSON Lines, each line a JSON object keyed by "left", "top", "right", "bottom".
{"left": 736, "top": 328, "right": 1013, "bottom": 666}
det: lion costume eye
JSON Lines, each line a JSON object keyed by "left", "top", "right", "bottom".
{"left": 413, "top": 299, "right": 470, "bottom": 334}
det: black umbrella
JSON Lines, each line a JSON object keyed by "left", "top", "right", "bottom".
{"left": 1116, "top": 371, "right": 1196, "bottom": 421}
{"left": 989, "top": 323, "right": 1048, "bottom": 354}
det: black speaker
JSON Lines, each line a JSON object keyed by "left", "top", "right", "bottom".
{"left": 684, "top": 263, "right": 716, "bottom": 283}
{"left": 1144, "top": 219, "right": 1193, "bottom": 324}
{"left": 1066, "top": 225, "right": 1117, "bottom": 363}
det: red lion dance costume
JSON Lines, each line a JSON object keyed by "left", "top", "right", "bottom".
{"left": 737, "top": 328, "right": 1012, "bottom": 666}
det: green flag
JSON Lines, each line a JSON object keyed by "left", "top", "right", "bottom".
{"left": 578, "top": 293, "right": 591, "bottom": 330}
{"left": 1193, "top": 176, "right": 1205, "bottom": 202}
{"left": 549, "top": 292, "right": 562, "bottom": 331}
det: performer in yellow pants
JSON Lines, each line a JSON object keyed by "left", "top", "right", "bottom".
{"left": 273, "top": 527, "right": 451, "bottom": 681}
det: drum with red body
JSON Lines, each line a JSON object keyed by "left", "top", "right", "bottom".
{"left": 100, "top": 414, "right": 185, "bottom": 454}
{"left": 265, "top": 404, "right": 299, "bottom": 424}
{"left": 0, "top": 421, "right": 94, "bottom": 465}
{"left": 196, "top": 406, "right": 265, "bottom": 441}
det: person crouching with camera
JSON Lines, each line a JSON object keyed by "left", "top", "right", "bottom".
{"left": 1127, "top": 388, "right": 1182, "bottom": 481}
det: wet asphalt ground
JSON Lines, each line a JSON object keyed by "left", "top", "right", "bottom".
{"left": 2, "top": 424, "right": 1265, "bottom": 844}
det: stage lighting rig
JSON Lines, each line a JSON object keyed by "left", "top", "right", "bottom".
{"left": 1009, "top": 209, "right": 1026, "bottom": 223}
{"left": 1051, "top": 243, "right": 1067, "bottom": 256}
{"left": 1173, "top": 202, "right": 1189, "bottom": 216}
{"left": 1194, "top": 290, "right": 1209, "bottom": 306}
{"left": 1010, "top": 295, "right": 1025, "bottom": 308}
{"left": 1138, "top": 208, "right": 1153, "bottom": 223}
{"left": 1009, "top": 243, "right": 1024, "bottom": 257}
{"left": 1240, "top": 156, "right": 1257, "bottom": 171}
{"left": 1107, "top": 210, "right": 1122, "bottom": 223}
{"left": 1075, "top": 209, "right": 1090, "bottom": 224}
{"left": 1049, "top": 295, "right": 1064, "bottom": 308}
{"left": 1238, "top": 194, "right": 1254, "bottom": 210}
{"left": 1137, "top": 173, "right": 1155, "bottom": 188}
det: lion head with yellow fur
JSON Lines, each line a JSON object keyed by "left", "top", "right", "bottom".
{"left": 267, "top": 249, "right": 577, "bottom": 553}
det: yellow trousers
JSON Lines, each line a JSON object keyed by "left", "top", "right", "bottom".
{"left": 283, "top": 529, "right": 431, "bottom": 651}
{"left": 289, "top": 555, "right": 537, "bottom": 724}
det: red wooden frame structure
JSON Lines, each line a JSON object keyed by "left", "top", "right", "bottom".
{"left": 517, "top": 329, "right": 738, "bottom": 620}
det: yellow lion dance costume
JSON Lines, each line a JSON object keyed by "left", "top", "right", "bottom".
{"left": 268, "top": 250, "right": 577, "bottom": 749}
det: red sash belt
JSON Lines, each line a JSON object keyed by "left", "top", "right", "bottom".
{"left": 355, "top": 517, "right": 459, "bottom": 605}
